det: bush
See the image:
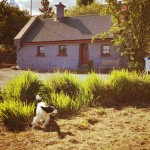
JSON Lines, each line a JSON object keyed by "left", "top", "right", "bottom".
{"left": 82, "top": 73, "right": 104, "bottom": 105}
{"left": 0, "top": 100, "right": 34, "bottom": 131}
{"left": 108, "top": 70, "right": 150, "bottom": 102}
{"left": 50, "top": 91, "right": 93, "bottom": 116}
{"left": 43, "top": 72, "right": 81, "bottom": 99}
{"left": 50, "top": 92, "right": 76, "bottom": 115}
{"left": 42, "top": 72, "right": 92, "bottom": 115}
{"left": 4, "top": 71, "right": 42, "bottom": 103}
{"left": 126, "top": 61, "right": 144, "bottom": 72}
{"left": 138, "top": 75, "right": 150, "bottom": 102}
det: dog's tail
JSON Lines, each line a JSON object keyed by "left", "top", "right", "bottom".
{"left": 36, "top": 94, "right": 42, "bottom": 102}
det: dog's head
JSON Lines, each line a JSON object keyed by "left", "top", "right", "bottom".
{"left": 41, "top": 103, "right": 58, "bottom": 116}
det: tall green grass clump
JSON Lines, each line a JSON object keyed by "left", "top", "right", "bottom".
{"left": 0, "top": 100, "right": 34, "bottom": 131}
{"left": 50, "top": 92, "right": 93, "bottom": 116}
{"left": 137, "top": 75, "right": 150, "bottom": 102}
{"left": 108, "top": 70, "right": 150, "bottom": 102}
{"left": 4, "top": 71, "right": 42, "bottom": 103}
{"left": 44, "top": 72, "right": 81, "bottom": 100}
{"left": 42, "top": 72, "right": 95, "bottom": 115}
{"left": 82, "top": 73, "right": 104, "bottom": 105}
{"left": 50, "top": 92, "right": 76, "bottom": 115}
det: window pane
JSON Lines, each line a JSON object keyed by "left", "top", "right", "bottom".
{"left": 37, "top": 46, "right": 44, "bottom": 56}
{"left": 59, "top": 45, "right": 67, "bottom": 56}
{"left": 60, "top": 45, "right": 66, "bottom": 50}
{"left": 40, "top": 47, "right": 44, "bottom": 51}
{"left": 102, "top": 45, "right": 110, "bottom": 55}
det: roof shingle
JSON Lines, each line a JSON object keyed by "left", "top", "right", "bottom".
{"left": 23, "top": 14, "right": 112, "bottom": 43}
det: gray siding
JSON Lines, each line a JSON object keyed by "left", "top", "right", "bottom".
{"left": 89, "top": 43, "right": 119, "bottom": 68}
{"left": 17, "top": 43, "right": 124, "bottom": 71}
{"left": 17, "top": 44, "right": 79, "bottom": 70}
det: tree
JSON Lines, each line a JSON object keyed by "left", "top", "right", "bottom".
{"left": 0, "top": 0, "right": 30, "bottom": 46}
{"left": 39, "top": 0, "right": 54, "bottom": 18}
{"left": 93, "top": 0, "right": 150, "bottom": 64}
{"left": 76, "top": 0, "right": 95, "bottom": 6}
{"left": 65, "top": 2, "right": 102, "bottom": 17}
{"left": 0, "top": 0, "right": 30, "bottom": 63}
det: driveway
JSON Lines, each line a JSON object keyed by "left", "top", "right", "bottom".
{"left": 0, "top": 68, "right": 109, "bottom": 87}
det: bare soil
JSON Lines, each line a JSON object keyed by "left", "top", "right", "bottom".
{"left": 0, "top": 107, "right": 150, "bottom": 150}
{"left": 0, "top": 68, "right": 150, "bottom": 150}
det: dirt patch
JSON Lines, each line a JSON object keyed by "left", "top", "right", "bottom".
{"left": 0, "top": 107, "right": 150, "bottom": 150}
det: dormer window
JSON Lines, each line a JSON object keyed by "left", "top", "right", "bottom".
{"left": 37, "top": 46, "right": 45, "bottom": 56}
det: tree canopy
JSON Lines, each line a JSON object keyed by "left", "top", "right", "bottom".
{"left": 0, "top": 0, "right": 30, "bottom": 47}
{"left": 93, "top": 0, "right": 150, "bottom": 63}
{"left": 65, "top": 2, "right": 102, "bottom": 17}
{"left": 76, "top": 0, "right": 95, "bottom": 6}
{"left": 39, "top": 0, "right": 54, "bottom": 18}
{"left": 0, "top": 0, "right": 30, "bottom": 64}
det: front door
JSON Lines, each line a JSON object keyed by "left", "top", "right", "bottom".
{"left": 80, "top": 44, "right": 89, "bottom": 65}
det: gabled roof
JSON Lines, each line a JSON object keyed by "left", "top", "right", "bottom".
{"left": 16, "top": 14, "right": 113, "bottom": 44}
{"left": 14, "top": 16, "right": 38, "bottom": 40}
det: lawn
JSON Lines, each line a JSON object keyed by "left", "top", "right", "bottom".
{"left": 0, "top": 107, "right": 150, "bottom": 150}
{"left": 0, "top": 68, "right": 150, "bottom": 150}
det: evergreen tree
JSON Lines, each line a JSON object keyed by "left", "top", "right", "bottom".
{"left": 76, "top": 0, "right": 95, "bottom": 7}
{"left": 39, "top": 0, "right": 54, "bottom": 18}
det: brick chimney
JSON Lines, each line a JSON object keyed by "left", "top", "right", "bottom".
{"left": 55, "top": 2, "right": 66, "bottom": 21}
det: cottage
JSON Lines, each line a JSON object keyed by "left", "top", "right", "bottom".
{"left": 14, "top": 2, "right": 126, "bottom": 71}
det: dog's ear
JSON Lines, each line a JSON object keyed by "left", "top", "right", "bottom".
{"left": 36, "top": 94, "right": 41, "bottom": 102}
{"left": 49, "top": 103, "right": 54, "bottom": 107}
{"left": 41, "top": 106, "right": 54, "bottom": 113}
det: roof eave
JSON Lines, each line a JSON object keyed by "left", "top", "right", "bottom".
{"left": 14, "top": 16, "right": 38, "bottom": 40}
{"left": 22, "top": 38, "right": 113, "bottom": 45}
{"left": 14, "top": 16, "right": 38, "bottom": 49}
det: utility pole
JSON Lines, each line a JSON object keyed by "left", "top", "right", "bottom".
{"left": 30, "top": 0, "right": 32, "bottom": 16}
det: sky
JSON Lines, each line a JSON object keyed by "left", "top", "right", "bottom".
{"left": 4, "top": 0, "right": 105, "bottom": 15}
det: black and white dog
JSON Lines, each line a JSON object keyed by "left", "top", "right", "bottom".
{"left": 32, "top": 94, "right": 58, "bottom": 128}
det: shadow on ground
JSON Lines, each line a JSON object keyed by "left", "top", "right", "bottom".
{"left": 33, "top": 117, "right": 74, "bottom": 139}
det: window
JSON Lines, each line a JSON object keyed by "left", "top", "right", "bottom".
{"left": 58, "top": 45, "right": 67, "bottom": 56}
{"left": 101, "top": 45, "right": 111, "bottom": 56}
{"left": 37, "top": 46, "right": 45, "bottom": 56}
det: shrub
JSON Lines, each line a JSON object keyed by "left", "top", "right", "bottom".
{"left": 50, "top": 91, "right": 93, "bottom": 116}
{"left": 82, "top": 73, "right": 104, "bottom": 105}
{"left": 126, "top": 61, "right": 144, "bottom": 72}
{"left": 138, "top": 75, "right": 150, "bottom": 102}
{"left": 50, "top": 92, "right": 76, "bottom": 115}
{"left": 108, "top": 69, "right": 150, "bottom": 102}
{"left": 4, "top": 71, "right": 42, "bottom": 103}
{"left": 0, "top": 100, "right": 34, "bottom": 131}
{"left": 108, "top": 70, "right": 138, "bottom": 102}
{"left": 44, "top": 72, "right": 81, "bottom": 99}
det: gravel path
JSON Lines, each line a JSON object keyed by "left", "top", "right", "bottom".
{"left": 0, "top": 68, "right": 109, "bottom": 87}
